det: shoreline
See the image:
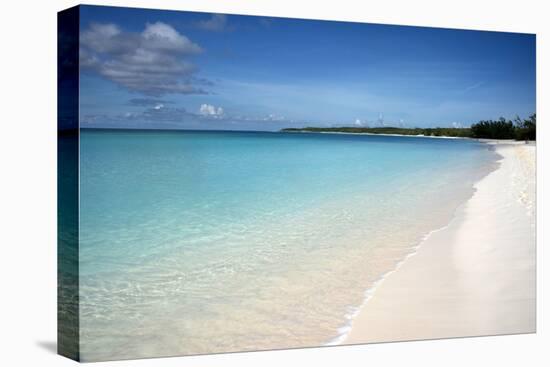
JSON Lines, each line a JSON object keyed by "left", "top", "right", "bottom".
{"left": 283, "top": 130, "right": 538, "bottom": 143}
{"left": 325, "top": 221, "right": 457, "bottom": 346}
{"left": 320, "top": 131, "right": 464, "bottom": 139}
{"left": 340, "top": 141, "right": 536, "bottom": 344}
{"left": 284, "top": 130, "right": 467, "bottom": 139}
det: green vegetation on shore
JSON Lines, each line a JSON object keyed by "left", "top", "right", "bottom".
{"left": 470, "top": 114, "right": 536, "bottom": 140}
{"left": 281, "top": 114, "right": 536, "bottom": 141}
{"left": 281, "top": 126, "right": 472, "bottom": 137}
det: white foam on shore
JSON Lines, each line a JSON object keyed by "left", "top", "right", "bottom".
{"left": 323, "top": 223, "right": 455, "bottom": 346}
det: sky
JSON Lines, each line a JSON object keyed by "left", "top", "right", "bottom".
{"left": 77, "top": 5, "right": 536, "bottom": 131}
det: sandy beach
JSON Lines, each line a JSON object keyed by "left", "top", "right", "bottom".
{"left": 345, "top": 141, "right": 536, "bottom": 344}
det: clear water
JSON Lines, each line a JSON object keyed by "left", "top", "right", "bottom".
{"left": 78, "top": 130, "right": 499, "bottom": 361}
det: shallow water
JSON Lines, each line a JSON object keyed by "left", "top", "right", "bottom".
{"left": 77, "top": 130, "right": 498, "bottom": 361}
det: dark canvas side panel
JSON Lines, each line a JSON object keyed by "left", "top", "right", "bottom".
{"left": 57, "top": 5, "right": 80, "bottom": 362}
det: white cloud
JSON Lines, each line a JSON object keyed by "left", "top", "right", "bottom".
{"left": 196, "top": 14, "right": 227, "bottom": 32}
{"left": 80, "top": 22, "right": 207, "bottom": 96}
{"left": 462, "top": 81, "right": 484, "bottom": 93}
{"left": 451, "top": 122, "right": 464, "bottom": 128}
{"left": 142, "top": 22, "right": 202, "bottom": 53}
{"left": 199, "top": 104, "right": 224, "bottom": 117}
{"left": 263, "top": 113, "right": 286, "bottom": 121}
{"left": 80, "top": 23, "right": 124, "bottom": 53}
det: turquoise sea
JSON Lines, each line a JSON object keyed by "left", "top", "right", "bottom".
{"left": 78, "top": 130, "right": 499, "bottom": 361}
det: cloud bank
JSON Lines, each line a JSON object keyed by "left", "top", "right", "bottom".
{"left": 80, "top": 22, "right": 209, "bottom": 96}
{"left": 82, "top": 100, "right": 298, "bottom": 130}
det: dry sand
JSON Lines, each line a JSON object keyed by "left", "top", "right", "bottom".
{"left": 344, "top": 142, "right": 536, "bottom": 344}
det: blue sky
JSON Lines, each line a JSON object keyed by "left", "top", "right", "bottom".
{"left": 79, "top": 5, "right": 536, "bottom": 130}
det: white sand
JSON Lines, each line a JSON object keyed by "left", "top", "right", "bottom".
{"left": 345, "top": 142, "right": 536, "bottom": 344}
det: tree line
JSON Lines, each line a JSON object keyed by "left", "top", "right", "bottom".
{"left": 281, "top": 114, "right": 536, "bottom": 141}
{"left": 470, "top": 114, "right": 536, "bottom": 140}
{"left": 281, "top": 126, "right": 472, "bottom": 137}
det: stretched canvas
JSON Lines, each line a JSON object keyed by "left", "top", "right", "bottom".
{"left": 58, "top": 5, "right": 536, "bottom": 362}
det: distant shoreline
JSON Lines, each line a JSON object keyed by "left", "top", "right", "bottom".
{"left": 281, "top": 126, "right": 473, "bottom": 139}
{"left": 283, "top": 129, "right": 468, "bottom": 140}
{"left": 284, "top": 130, "right": 537, "bottom": 145}
{"left": 281, "top": 116, "right": 536, "bottom": 141}
{"left": 281, "top": 127, "right": 537, "bottom": 143}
